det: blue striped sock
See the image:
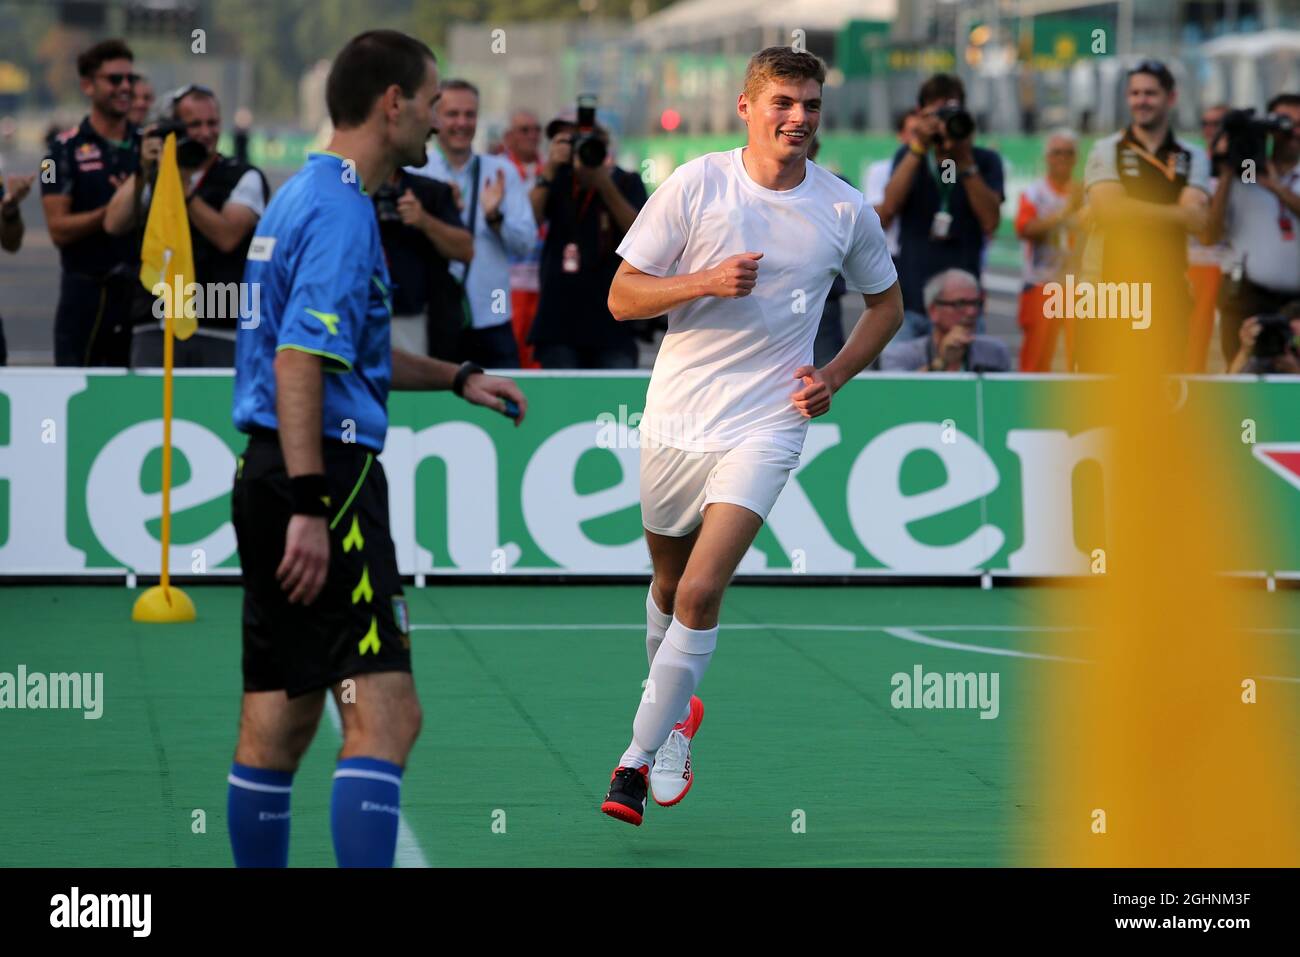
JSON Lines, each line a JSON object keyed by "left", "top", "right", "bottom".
{"left": 331, "top": 756, "right": 403, "bottom": 868}
{"left": 227, "top": 763, "right": 293, "bottom": 867}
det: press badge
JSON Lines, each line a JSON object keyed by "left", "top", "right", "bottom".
{"left": 562, "top": 242, "right": 580, "bottom": 273}
{"left": 930, "top": 210, "right": 953, "bottom": 240}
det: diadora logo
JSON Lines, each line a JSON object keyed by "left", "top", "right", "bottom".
{"left": 1253, "top": 444, "right": 1300, "bottom": 490}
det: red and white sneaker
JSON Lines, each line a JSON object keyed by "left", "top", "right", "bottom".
{"left": 600, "top": 765, "right": 650, "bottom": 826}
{"left": 650, "top": 695, "right": 704, "bottom": 807}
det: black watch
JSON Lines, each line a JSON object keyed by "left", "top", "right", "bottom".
{"left": 534, "top": 175, "right": 551, "bottom": 189}
{"left": 452, "top": 361, "right": 484, "bottom": 397}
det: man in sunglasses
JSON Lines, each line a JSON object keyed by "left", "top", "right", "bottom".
{"left": 104, "top": 83, "right": 270, "bottom": 367}
{"left": 1078, "top": 59, "right": 1210, "bottom": 372}
{"left": 41, "top": 38, "right": 142, "bottom": 366}
{"left": 879, "top": 268, "right": 1009, "bottom": 372}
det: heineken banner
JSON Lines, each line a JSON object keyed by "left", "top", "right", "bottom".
{"left": 1, "top": 370, "right": 1297, "bottom": 577}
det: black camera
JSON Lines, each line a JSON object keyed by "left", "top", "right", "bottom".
{"left": 934, "top": 100, "right": 975, "bottom": 142}
{"left": 1221, "top": 108, "right": 1294, "bottom": 170}
{"left": 1253, "top": 313, "right": 1296, "bottom": 359}
{"left": 573, "top": 93, "right": 607, "bottom": 168}
{"left": 144, "top": 119, "right": 207, "bottom": 168}
{"left": 373, "top": 183, "right": 401, "bottom": 223}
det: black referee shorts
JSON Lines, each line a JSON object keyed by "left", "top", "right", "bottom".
{"left": 231, "top": 430, "right": 410, "bottom": 698}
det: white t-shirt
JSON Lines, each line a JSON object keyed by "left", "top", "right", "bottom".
{"left": 617, "top": 147, "right": 896, "bottom": 454}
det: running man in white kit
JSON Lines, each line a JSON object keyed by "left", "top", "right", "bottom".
{"left": 599, "top": 46, "right": 903, "bottom": 826}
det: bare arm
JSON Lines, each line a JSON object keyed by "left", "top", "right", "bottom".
{"left": 391, "top": 347, "right": 529, "bottom": 424}
{"left": 43, "top": 193, "right": 110, "bottom": 248}
{"left": 593, "top": 170, "right": 639, "bottom": 234}
{"left": 1203, "top": 173, "right": 1232, "bottom": 245}
{"left": 187, "top": 195, "right": 259, "bottom": 254}
{"left": 821, "top": 283, "right": 906, "bottom": 390}
{"left": 103, "top": 173, "right": 142, "bottom": 235}
{"left": 608, "top": 254, "right": 761, "bottom": 322}
{"left": 274, "top": 348, "right": 324, "bottom": 476}
{"left": 879, "top": 149, "right": 925, "bottom": 225}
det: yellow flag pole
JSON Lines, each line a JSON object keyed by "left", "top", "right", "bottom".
{"left": 160, "top": 248, "right": 174, "bottom": 603}
{"left": 133, "top": 249, "right": 196, "bottom": 623}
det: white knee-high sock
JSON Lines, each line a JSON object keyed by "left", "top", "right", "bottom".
{"left": 646, "top": 585, "right": 672, "bottom": 666}
{"left": 619, "top": 617, "right": 717, "bottom": 769}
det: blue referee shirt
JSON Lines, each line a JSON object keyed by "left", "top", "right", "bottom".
{"left": 233, "top": 151, "right": 394, "bottom": 452}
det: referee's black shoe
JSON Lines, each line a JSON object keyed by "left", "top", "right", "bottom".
{"left": 601, "top": 765, "right": 650, "bottom": 826}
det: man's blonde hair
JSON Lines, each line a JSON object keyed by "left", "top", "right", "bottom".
{"left": 742, "top": 46, "right": 826, "bottom": 102}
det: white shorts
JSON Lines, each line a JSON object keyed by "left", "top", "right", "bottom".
{"left": 640, "top": 438, "right": 801, "bottom": 537}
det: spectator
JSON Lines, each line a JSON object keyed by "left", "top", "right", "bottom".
{"left": 105, "top": 84, "right": 270, "bottom": 367}
{"left": 1, "top": 171, "right": 35, "bottom": 365}
{"left": 41, "top": 38, "right": 142, "bottom": 366}
{"left": 878, "top": 74, "right": 1004, "bottom": 340}
{"left": 879, "top": 269, "right": 1009, "bottom": 372}
{"left": 808, "top": 134, "right": 852, "bottom": 367}
{"left": 502, "top": 109, "right": 544, "bottom": 368}
{"left": 1014, "top": 130, "right": 1084, "bottom": 371}
{"left": 128, "top": 76, "right": 154, "bottom": 128}
{"left": 410, "top": 79, "right": 536, "bottom": 368}
{"left": 528, "top": 118, "right": 645, "bottom": 368}
{"left": 1204, "top": 92, "right": 1300, "bottom": 366}
{"left": 371, "top": 167, "right": 473, "bottom": 358}
{"left": 1185, "top": 103, "right": 1232, "bottom": 371}
{"left": 864, "top": 110, "right": 921, "bottom": 264}
{"left": 1227, "top": 301, "right": 1300, "bottom": 374}
{"left": 1078, "top": 60, "right": 1209, "bottom": 372}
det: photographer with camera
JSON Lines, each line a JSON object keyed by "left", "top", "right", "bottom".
{"left": 40, "top": 39, "right": 143, "bottom": 366}
{"left": 527, "top": 106, "right": 645, "bottom": 368}
{"left": 1227, "top": 301, "right": 1300, "bottom": 374}
{"left": 104, "top": 84, "right": 270, "bottom": 366}
{"left": 372, "top": 168, "right": 473, "bottom": 358}
{"left": 878, "top": 74, "right": 1004, "bottom": 340}
{"left": 1204, "top": 93, "right": 1300, "bottom": 366}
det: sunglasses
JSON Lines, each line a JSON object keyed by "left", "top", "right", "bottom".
{"left": 99, "top": 72, "right": 140, "bottom": 87}
{"left": 934, "top": 297, "right": 984, "bottom": 309}
{"left": 170, "top": 83, "right": 215, "bottom": 105}
{"left": 1127, "top": 59, "right": 1173, "bottom": 86}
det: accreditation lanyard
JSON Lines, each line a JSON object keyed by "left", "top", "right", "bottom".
{"left": 1278, "top": 168, "right": 1298, "bottom": 241}
{"left": 927, "top": 152, "right": 956, "bottom": 213}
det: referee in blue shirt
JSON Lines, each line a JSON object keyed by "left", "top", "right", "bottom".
{"left": 227, "top": 30, "right": 526, "bottom": 868}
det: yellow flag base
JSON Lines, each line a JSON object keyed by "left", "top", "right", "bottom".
{"left": 132, "top": 585, "right": 197, "bottom": 623}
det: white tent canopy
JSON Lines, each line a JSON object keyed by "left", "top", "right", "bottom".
{"left": 636, "top": 0, "right": 897, "bottom": 47}
{"left": 1200, "top": 28, "right": 1300, "bottom": 58}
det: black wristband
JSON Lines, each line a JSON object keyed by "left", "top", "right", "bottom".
{"left": 452, "top": 361, "right": 484, "bottom": 397}
{"left": 290, "top": 474, "right": 330, "bottom": 516}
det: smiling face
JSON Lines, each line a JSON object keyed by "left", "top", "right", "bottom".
{"left": 82, "top": 57, "right": 135, "bottom": 120}
{"left": 436, "top": 86, "right": 478, "bottom": 156}
{"left": 739, "top": 76, "right": 821, "bottom": 164}
{"left": 1127, "top": 72, "right": 1175, "bottom": 133}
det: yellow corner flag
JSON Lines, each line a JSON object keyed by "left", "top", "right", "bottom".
{"left": 139, "top": 132, "right": 197, "bottom": 341}
{"left": 132, "top": 131, "right": 197, "bottom": 625}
